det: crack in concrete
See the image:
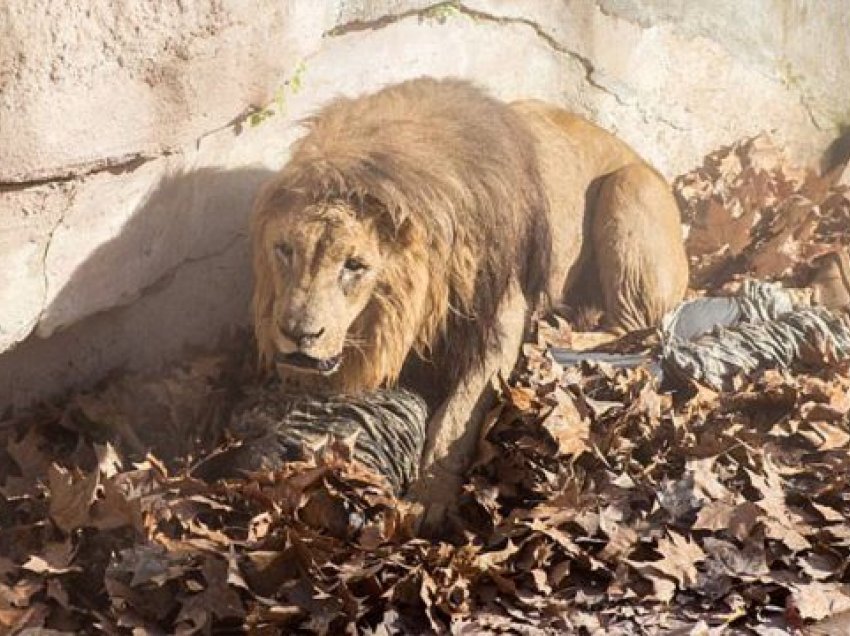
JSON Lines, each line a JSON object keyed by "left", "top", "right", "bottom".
{"left": 131, "top": 232, "right": 248, "bottom": 304}
{"left": 794, "top": 88, "right": 825, "bottom": 132}
{"left": 4, "top": 63, "right": 294, "bottom": 190}
{"left": 453, "top": 5, "right": 690, "bottom": 132}
{"left": 325, "top": 2, "right": 689, "bottom": 132}
{"left": 323, "top": 3, "right": 618, "bottom": 94}
{"left": 0, "top": 154, "right": 152, "bottom": 191}
{"left": 593, "top": 0, "right": 824, "bottom": 133}
{"left": 323, "top": 2, "right": 449, "bottom": 37}
{"left": 34, "top": 183, "right": 77, "bottom": 332}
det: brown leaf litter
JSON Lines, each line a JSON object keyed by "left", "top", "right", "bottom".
{"left": 2, "top": 135, "right": 850, "bottom": 634}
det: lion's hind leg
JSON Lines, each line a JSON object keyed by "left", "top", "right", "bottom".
{"left": 591, "top": 163, "right": 688, "bottom": 333}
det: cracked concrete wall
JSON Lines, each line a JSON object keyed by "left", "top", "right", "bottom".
{"left": 1, "top": 0, "right": 847, "bottom": 407}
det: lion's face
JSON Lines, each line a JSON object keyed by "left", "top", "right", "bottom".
{"left": 259, "top": 201, "right": 385, "bottom": 376}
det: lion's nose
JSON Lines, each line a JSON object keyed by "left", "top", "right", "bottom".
{"left": 281, "top": 325, "right": 325, "bottom": 350}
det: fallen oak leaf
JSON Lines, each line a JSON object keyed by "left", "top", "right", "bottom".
{"left": 652, "top": 531, "right": 706, "bottom": 588}
{"left": 90, "top": 476, "right": 144, "bottom": 532}
{"left": 474, "top": 539, "right": 520, "bottom": 571}
{"left": 798, "top": 552, "right": 841, "bottom": 581}
{"left": 540, "top": 387, "right": 590, "bottom": 457}
{"left": 5, "top": 426, "right": 54, "bottom": 485}
{"left": 746, "top": 195, "right": 817, "bottom": 279}
{"left": 745, "top": 463, "right": 811, "bottom": 551}
{"left": 106, "top": 544, "right": 190, "bottom": 588}
{"left": 687, "top": 198, "right": 756, "bottom": 259}
{"left": 598, "top": 525, "right": 638, "bottom": 563}
{"left": 726, "top": 501, "right": 765, "bottom": 542}
{"left": 636, "top": 570, "right": 678, "bottom": 604}
{"left": 629, "top": 531, "right": 706, "bottom": 593}
{"left": 657, "top": 475, "right": 703, "bottom": 520}
{"left": 701, "top": 537, "right": 769, "bottom": 580}
{"left": 792, "top": 581, "right": 850, "bottom": 621}
{"left": 693, "top": 500, "right": 737, "bottom": 532}
{"left": 506, "top": 385, "right": 538, "bottom": 412}
{"left": 810, "top": 609, "right": 850, "bottom": 635}
{"left": 47, "top": 464, "right": 99, "bottom": 534}
{"left": 687, "top": 456, "right": 734, "bottom": 502}
{"left": 0, "top": 603, "right": 50, "bottom": 632}
{"left": 94, "top": 442, "right": 123, "bottom": 479}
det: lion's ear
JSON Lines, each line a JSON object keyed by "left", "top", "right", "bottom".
{"left": 394, "top": 217, "right": 420, "bottom": 247}
{"left": 379, "top": 216, "right": 424, "bottom": 252}
{"left": 356, "top": 193, "right": 416, "bottom": 245}
{"left": 353, "top": 193, "right": 385, "bottom": 218}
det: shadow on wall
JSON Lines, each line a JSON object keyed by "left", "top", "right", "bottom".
{"left": 822, "top": 127, "right": 850, "bottom": 175}
{"left": 0, "top": 166, "right": 276, "bottom": 410}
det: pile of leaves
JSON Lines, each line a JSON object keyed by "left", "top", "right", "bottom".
{"left": 2, "top": 137, "right": 850, "bottom": 634}
{"left": 458, "top": 330, "right": 850, "bottom": 633}
{"left": 676, "top": 134, "right": 850, "bottom": 290}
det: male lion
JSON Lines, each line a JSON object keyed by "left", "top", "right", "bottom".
{"left": 251, "top": 78, "right": 688, "bottom": 527}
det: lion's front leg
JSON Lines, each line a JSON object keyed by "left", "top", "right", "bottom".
{"left": 409, "top": 280, "right": 528, "bottom": 534}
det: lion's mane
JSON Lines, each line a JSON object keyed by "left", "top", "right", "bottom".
{"left": 252, "top": 78, "right": 552, "bottom": 391}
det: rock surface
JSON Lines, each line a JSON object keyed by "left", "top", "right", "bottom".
{"left": 1, "top": 0, "right": 848, "bottom": 406}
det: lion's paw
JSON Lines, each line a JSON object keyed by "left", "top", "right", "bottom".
{"left": 407, "top": 466, "right": 466, "bottom": 538}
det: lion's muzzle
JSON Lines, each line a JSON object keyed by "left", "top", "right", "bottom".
{"left": 280, "top": 323, "right": 326, "bottom": 350}
{"left": 275, "top": 320, "right": 345, "bottom": 373}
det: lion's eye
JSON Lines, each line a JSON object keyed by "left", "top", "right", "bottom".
{"left": 274, "top": 242, "right": 293, "bottom": 262}
{"left": 342, "top": 257, "right": 368, "bottom": 274}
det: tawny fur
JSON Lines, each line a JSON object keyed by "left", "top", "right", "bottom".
{"left": 251, "top": 79, "right": 689, "bottom": 518}
{"left": 252, "top": 78, "right": 551, "bottom": 392}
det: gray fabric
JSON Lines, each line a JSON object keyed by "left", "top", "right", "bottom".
{"left": 662, "top": 280, "right": 796, "bottom": 342}
{"left": 550, "top": 349, "right": 660, "bottom": 378}
{"left": 196, "top": 388, "right": 428, "bottom": 495}
{"left": 661, "top": 281, "right": 850, "bottom": 390}
{"left": 736, "top": 279, "right": 797, "bottom": 323}
{"left": 662, "top": 296, "right": 742, "bottom": 342}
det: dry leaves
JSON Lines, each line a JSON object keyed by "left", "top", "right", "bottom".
{"left": 1, "top": 137, "right": 850, "bottom": 633}
{"left": 675, "top": 133, "right": 850, "bottom": 290}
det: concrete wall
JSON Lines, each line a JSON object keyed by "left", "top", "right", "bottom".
{"left": 1, "top": 0, "right": 847, "bottom": 407}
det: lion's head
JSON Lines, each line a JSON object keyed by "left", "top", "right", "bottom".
{"left": 251, "top": 78, "right": 552, "bottom": 393}
{"left": 252, "top": 190, "right": 430, "bottom": 390}
{"left": 255, "top": 201, "right": 383, "bottom": 373}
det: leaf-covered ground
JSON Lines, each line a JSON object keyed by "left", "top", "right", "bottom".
{"left": 2, "top": 137, "right": 850, "bottom": 634}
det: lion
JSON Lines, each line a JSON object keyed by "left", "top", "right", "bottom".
{"left": 251, "top": 77, "right": 688, "bottom": 528}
